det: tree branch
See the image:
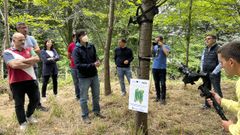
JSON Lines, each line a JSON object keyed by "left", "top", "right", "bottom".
{"left": 156, "top": 0, "right": 168, "bottom": 7}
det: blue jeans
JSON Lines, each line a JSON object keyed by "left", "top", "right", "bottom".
{"left": 79, "top": 75, "right": 100, "bottom": 118}
{"left": 70, "top": 68, "right": 80, "bottom": 98}
{"left": 117, "top": 67, "right": 132, "bottom": 93}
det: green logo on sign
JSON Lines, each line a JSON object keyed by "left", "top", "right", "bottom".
{"left": 134, "top": 88, "right": 144, "bottom": 104}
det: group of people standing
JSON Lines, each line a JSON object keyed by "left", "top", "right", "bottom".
{"left": 2, "top": 21, "right": 240, "bottom": 134}
{"left": 2, "top": 22, "right": 60, "bottom": 131}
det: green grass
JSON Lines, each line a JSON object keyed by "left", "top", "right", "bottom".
{"left": 0, "top": 78, "right": 234, "bottom": 135}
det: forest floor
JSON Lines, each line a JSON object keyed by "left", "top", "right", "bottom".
{"left": 0, "top": 77, "right": 236, "bottom": 135}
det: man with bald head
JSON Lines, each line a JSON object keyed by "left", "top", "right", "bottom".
{"left": 3, "top": 33, "right": 40, "bottom": 131}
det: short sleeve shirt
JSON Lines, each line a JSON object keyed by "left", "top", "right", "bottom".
{"left": 24, "top": 35, "right": 37, "bottom": 48}
{"left": 67, "top": 42, "right": 76, "bottom": 68}
{"left": 152, "top": 44, "right": 170, "bottom": 69}
{"left": 3, "top": 47, "right": 37, "bottom": 84}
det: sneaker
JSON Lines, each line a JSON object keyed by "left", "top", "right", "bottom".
{"left": 154, "top": 98, "right": 160, "bottom": 102}
{"left": 75, "top": 97, "right": 80, "bottom": 101}
{"left": 36, "top": 105, "right": 49, "bottom": 112}
{"left": 19, "top": 122, "right": 28, "bottom": 131}
{"left": 26, "top": 116, "right": 38, "bottom": 124}
{"left": 94, "top": 113, "right": 106, "bottom": 119}
{"left": 160, "top": 99, "right": 166, "bottom": 105}
{"left": 82, "top": 117, "right": 91, "bottom": 124}
{"left": 41, "top": 97, "right": 47, "bottom": 102}
{"left": 121, "top": 92, "right": 126, "bottom": 96}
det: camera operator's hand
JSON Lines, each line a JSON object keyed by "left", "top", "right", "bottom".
{"left": 210, "top": 90, "right": 222, "bottom": 105}
{"left": 222, "top": 120, "right": 233, "bottom": 131}
{"left": 207, "top": 90, "right": 222, "bottom": 106}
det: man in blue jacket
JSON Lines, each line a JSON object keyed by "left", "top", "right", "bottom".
{"left": 72, "top": 31, "right": 105, "bottom": 124}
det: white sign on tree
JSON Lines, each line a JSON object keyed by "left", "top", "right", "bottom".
{"left": 128, "top": 79, "right": 150, "bottom": 113}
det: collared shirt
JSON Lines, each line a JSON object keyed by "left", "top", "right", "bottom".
{"left": 221, "top": 78, "right": 240, "bottom": 135}
{"left": 3, "top": 47, "right": 37, "bottom": 84}
{"left": 24, "top": 35, "right": 37, "bottom": 48}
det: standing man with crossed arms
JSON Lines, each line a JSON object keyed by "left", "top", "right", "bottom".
{"left": 3, "top": 33, "right": 40, "bottom": 130}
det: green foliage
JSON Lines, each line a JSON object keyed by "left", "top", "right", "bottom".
{"left": 49, "top": 97, "right": 64, "bottom": 118}
{"left": 1, "top": 0, "right": 239, "bottom": 79}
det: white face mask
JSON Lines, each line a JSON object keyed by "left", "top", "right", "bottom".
{"left": 81, "top": 35, "right": 89, "bottom": 43}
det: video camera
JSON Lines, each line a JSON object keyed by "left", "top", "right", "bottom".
{"left": 198, "top": 85, "right": 228, "bottom": 120}
{"left": 178, "top": 63, "right": 207, "bottom": 85}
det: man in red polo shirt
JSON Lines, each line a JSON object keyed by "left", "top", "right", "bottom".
{"left": 3, "top": 33, "right": 40, "bottom": 131}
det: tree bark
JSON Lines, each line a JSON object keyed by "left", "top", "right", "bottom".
{"left": 104, "top": 0, "right": 115, "bottom": 96}
{"left": 136, "top": 0, "right": 157, "bottom": 134}
{"left": 185, "top": 0, "right": 193, "bottom": 67}
{"left": 1, "top": 0, "right": 10, "bottom": 79}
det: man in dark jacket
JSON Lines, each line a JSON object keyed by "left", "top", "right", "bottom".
{"left": 72, "top": 31, "right": 105, "bottom": 124}
{"left": 200, "top": 34, "right": 222, "bottom": 109}
{"left": 114, "top": 39, "right": 134, "bottom": 96}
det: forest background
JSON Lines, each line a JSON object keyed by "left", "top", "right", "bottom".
{"left": 0, "top": 0, "right": 239, "bottom": 79}
{"left": 0, "top": 0, "right": 240, "bottom": 134}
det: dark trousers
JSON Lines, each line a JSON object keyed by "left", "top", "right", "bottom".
{"left": 152, "top": 69, "right": 167, "bottom": 100}
{"left": 41, "top": 74, "right": 58, "bottom": 97}
{"left": 202, "top": 73, "right": 222, "bottom": 106}
{"left": 34, "top": 67, "right": 42, "bottom": 107}
{"left": 10, "top": 80, "right": 39, "bottom": 125}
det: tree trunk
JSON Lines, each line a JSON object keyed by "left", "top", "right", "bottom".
{"left": 185, "top": 0, "right": 193, "bottom": 67}
{"left": 1, "top": 0, "right": 10, "bottom": 79}
{"left": 104, "top": 0, "right": 115, "bottom": 96}
{"left": 136, "top": 0, "right": 157, "bottom": 134}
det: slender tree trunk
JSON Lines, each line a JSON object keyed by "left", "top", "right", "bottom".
{"left": 1, "top": 0, "right": 10, "bottom": 79}
{"left": 104, "top": 0, "right": 115, "bottom": 96}
{"left": 136, "top": 0, "right": 157, "bottom": 134}
{"left": 185, "top": 0, "right": 193, "bottom": 67}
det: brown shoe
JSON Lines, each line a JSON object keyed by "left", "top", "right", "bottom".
{"left": 82, "top": 117, "right": 91, "bottom": 124}
{"left": 94, "top": 113, "right": 106, "bottom": 119}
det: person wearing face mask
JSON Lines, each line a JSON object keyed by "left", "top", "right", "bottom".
{"left": 40, "top": 39, "right": 60, "bottom": 101}
{"left": 2, "top": 33, "right": 40, "bottom": 131}
{"left": 72, "top": 31, "right": 105, "bottom": 124}
{"left": 200, "top": 34, "right": 222, "bottom": 109}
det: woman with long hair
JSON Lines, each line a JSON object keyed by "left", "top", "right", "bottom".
{"left": 40, "top": 39, "right": 60, "bottom": 100}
